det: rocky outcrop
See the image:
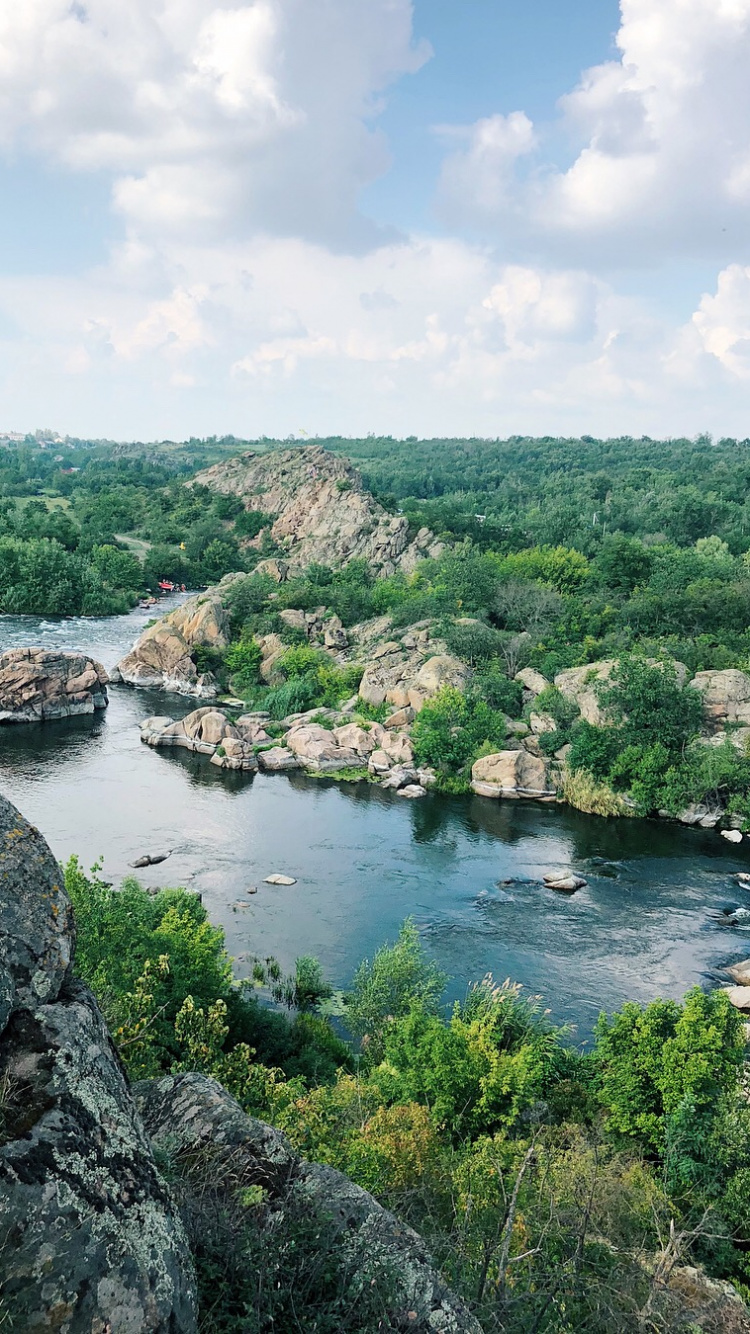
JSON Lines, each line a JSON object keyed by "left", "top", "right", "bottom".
{"left": 554, "top": 657, "right": 689, "bottom": 727}
{"left": 113, "top": 589, "right": 230, "bottom": 697}
{"left": 140, "top": 706, "right": 432, "bottom": 790}
{"left": 358, "top": 639, "right": 468, "bottom": 713}
{"left": 0, "top": 793, "right": 197, "bottom": 1332}
{"left": 191, "top": 446, "right": 443, "bottom": 576}
{"left": 690, "top": 668, "right": 750, "bottom": 730}
{"left": 553, "top": 660, "right": 617, "bottom": 726}
{"left": 471, "top": 750, "right": 557, "bottom": 801}
{"left": 140, "top": 707, "right": 268, "bottom": 770}
{"left": 0, "top": 648, "right": 108, "bottom": 723}
{"left": 134, "top": 1073, "right": 482, "bottom": 1334}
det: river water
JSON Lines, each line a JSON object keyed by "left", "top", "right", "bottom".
{"left": 1, "top": 603, "right": 749, "bottom": 1036}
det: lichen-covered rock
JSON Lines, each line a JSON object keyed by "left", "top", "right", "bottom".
{"left": 113, "top": 589, "right": 229, "bottom": 696}
{"left": 135, "top": 1073, "right": 482, "bottom": 1334}
{"left": 191, "top": 446, "right": 442, "bottom": 577}
{"left": 0, "top": 793, "right": 196, "bottom": 1333}
{"left": 0, "top": 648, "right": 109, "bottom": 723}
{"left": 471, "top": 750, "right": 556, "bottom": 800}
{"left": 0, "top": 797, "right": 74, "bottom": 1031}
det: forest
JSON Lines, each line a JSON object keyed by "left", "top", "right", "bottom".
{"left": 6, "top": 433, "right": 750, "bottom": 822}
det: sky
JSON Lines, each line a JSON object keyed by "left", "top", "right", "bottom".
{"left": 1, "top": 0, "right": 750, "bottom": 441}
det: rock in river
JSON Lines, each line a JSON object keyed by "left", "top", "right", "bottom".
{"left": 0, "top": 647, "right": 109, "bottom": 723}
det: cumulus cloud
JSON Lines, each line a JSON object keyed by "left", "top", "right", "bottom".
{"left": 671, "top": 264, "right": 750, "bottom": 381}
{"left": 2, "top": 0, "right": 750, "bottom": 437}
{"left": 437, "top": 0, "right": 750, "bottom": 263}
{"left": 0, "top": 0, "right": 429, "bottom": 245}
{"left": 436, "top": 113, "right": 535, "bottom": 228}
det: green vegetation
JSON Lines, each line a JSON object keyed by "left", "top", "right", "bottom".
{"left": 8, "top": 430, "right": 750, "bottom": 813}
{"left": 66, "top": 859, "right": 750, "bottom": 1332}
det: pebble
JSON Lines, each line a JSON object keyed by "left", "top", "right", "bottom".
{"left": 264, "top": 874, "right": 297, "bottom": 886}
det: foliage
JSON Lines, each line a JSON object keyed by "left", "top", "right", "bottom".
{"left": 345, "top": 920, "right": 448, "bottom": 1065}
{"left": 64, "top": 857, "right": 348, "bottom": 1085}
{"left": 379, "top": 978, "right": 558, "bottom": 1139}
{"left": 561, "top": 768, "right": 634, "bottom": 818}
{"left": 60, "top": 846, "right": 750, "bottom": 1325}
{"left": 595, "top": 988, "right": 745, "bottom": 1186}
{"left": 223, "top": 636, "right": 262, "bottom": 693}
{"left": 411, "top": 686, "right": 506, "bottom": 785}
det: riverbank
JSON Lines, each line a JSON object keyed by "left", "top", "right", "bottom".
{"left": 3, "top": 608, "right": 750, "bottom": 1035}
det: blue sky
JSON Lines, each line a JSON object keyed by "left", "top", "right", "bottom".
{"left": 0, "top": 0, "right": 749, "bottom": 440}
{"left": 365, "top": 0, "right": 621, "bottom": 232}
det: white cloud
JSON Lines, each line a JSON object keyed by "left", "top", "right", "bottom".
{"left": 671, "top": 264, "right": 750, "bottom": 381}
{"left": 0, "top": 0, "right": 429, "bottom": 245}
{"left": 436, "top": 113, "right": 535, "bottom": 227}
{"left": 1, "top": 0, "right": 750, "bottom": 438}
{"left": 437, "top": 0, "right": 750, "bottom": 263}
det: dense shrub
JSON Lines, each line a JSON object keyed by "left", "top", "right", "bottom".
{"left": 411, "top": 686, "right": 506, "bottom": 786}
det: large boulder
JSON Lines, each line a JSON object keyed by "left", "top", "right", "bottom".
{"left": 0, "top": 648, "right": 109, "bottom": 723}
{"left": 113, "top": 590, "right": 229, "bottom": 696}
{"left": 408, "top": 654, "right": 470, "bottom": 712}
{"left": 515, "top": 667, "right": 550, "bottom": 698}
{"left": 690, "top": 669, "right": 750, "bottom": 729}
{"left": 134, "top": 1073, "right": 482, "bottom": 1334}
{"left": 0, "top": 794, "right": 197, "bottom": 1332}
{"left": 285, "top": 723, "right": 362, "bottom": 772}
{"left": 554, "top": 660, "right": 617, "bottom": 725}
{"left": 471, "top": 750, "right": 556, "bottom": 800}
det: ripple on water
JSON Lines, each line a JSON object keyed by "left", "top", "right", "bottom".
{"left": 2, "top": 604, "right": 749, "bottom": 1033}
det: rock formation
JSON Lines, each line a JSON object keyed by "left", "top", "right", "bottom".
{"left": 471, "top": 749, "right": 557, "bottom": 801}
{"left": 134, "top": 1073, "right": 482, "bottom": 1334}
{"left": 0, "top": 793, "right": 197, "bottom": 1332}
{"left": 141, "top": 705, "right": 434, "bottom": 790}
{"left": 112, "top": 587, "right": 231, "bottom": 696}
{"left": 0, "top": 792, "right": 481, "bottom": 1332}
{"left": 191, "top": 445, "right": 443, "bottom": 575}
{"left": 689, "top": 668, "right": 750, "bottom": 729}
{"left": 0, "top": 648, "right": 109, "bottom": 723}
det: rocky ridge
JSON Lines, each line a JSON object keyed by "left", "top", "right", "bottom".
{"left": 0, "top": 792, "right": 479, "bottom": 1332}
{"left": 0, "top": 648, "right": 109, "bottom": 723}
{"left": 192, "top": 445, "right": 443, "bottom": 574}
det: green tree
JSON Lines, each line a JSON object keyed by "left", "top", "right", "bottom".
{"left": 346, "top": 920, "right": 447, "bottom": 1065}
{"left": 595, "top": 989, "right": 744, "bottom": 1171}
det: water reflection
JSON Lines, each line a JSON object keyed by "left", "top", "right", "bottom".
{"left": 1, "top": 608, "right": 750, "bottom": 1033}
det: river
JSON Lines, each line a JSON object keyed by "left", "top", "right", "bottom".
{"left": 1, "top": 602, "right": 749, "bottom": 1036}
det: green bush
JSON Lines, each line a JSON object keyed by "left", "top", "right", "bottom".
{"left": 224, "top": 637, "right": 262, "bottom": 693}
{"left": 345, "top": 921, "right": 447, "bottom": 1066}
{"left": 476, "top": 668, "right": 523, "bottom": 715}
{"left": 412, "top": 686, "right": 506, "bottom": 782}
{"left": 595, "top": 988, "right": 744, "bottom": 1183}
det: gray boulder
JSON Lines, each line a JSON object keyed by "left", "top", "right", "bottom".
{"left": 135, "top": 1073, "right": 482, "bottom": 1334}
{"left": 0, "top": 794, "right": 196, "bottom": 1332}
